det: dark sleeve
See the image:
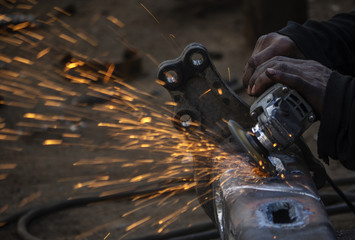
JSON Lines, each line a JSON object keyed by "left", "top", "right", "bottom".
{"left": 318, "top": 72, "right": 355, "bottom": 170}
{"left": 278, "top": 13, "right": 355, "bottom": 169}
{"left": 278, "top": 12, "right": 355, "bottom": 76}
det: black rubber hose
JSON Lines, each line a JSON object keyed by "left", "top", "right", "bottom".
{"left": 332, "top": 177, "right": 355, "bottom": 186}
{"left": 0, "top": 185, "right": 192, "bottom": 240}
{"left": 168, "top": 229, "right": 219, "bottom": 240}
{"left": 326, "top": 202, "right": 355, "bottom": 216}
{"left": 320, "top": 193, "right": 355, "bottom": 206}
{"left": 126, "top": 222, "right": 216, "bottom": 240}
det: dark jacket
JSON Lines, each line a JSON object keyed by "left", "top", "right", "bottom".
{"left": 278, "top": 12, "right": 355, "bottom": 169}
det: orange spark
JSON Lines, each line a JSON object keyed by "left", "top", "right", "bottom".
{"left": 199, "top": 89, "right": 211, "bottom": 99}
{"left": 140, "top": 117, "right": 152, "bottom": 124}
{"left": 0, "top": 163, "right": 17, "bottom": 170}
{"left": 0, "top": 54, "right": 12, "bottom": 63}
{"left": 0, "top": 174, "right": 8, "bottom": 181}
{"left": 106, "top": 16, "right": 125, "bottom": 28}
{"left": 62, "top": 133, "right": 81, "bottom": 138}
{"left": 217, "top": 88, "right": 223, "bottom": 95}
{"left": 227, "top": 67, "right": 231, "bottom": 81}
{"left": 103, "top": 64, "right": 115, "bottom": 84}
{"left": 65, "top": 60, "right": 85, "bottom": 70}
{"left": 20, "top": 30, "right": 44, "bottom": 41}
{"left": 37, "top": 48, "right": 50, "bottom": 59}
{"left": 43, "top": 139, "right": 63, "bottom": 145}
{"left": 13, "top": 56, "right": 33, "bottom": 65}
{"left": 140, "top": 3, "right": 160, "bottom": 24}
{"left": 0, "top": 36, "right": 23, "bottom": 46}
{"left": 104, "top": 233, "right": 111, "bottom": 240}
{"left": 18, "top": 191, "right": 41, "bottom": 207}
{"left": 11, "top": 22, "right": 30, "bottom": 31}
{"left": 53, "top": 6, "right": 72, "bottom": 16}
{"left": 164, "top": 101, "right": 178, "bottom": 106}
{"left": 59, "top": 33, "right": 77, "bottom": 44}
{"left": 125, "top": 216, "right": 151, "bottom": 231}
{"left": 16, "top": 4, "right": 33, "bottom": 10}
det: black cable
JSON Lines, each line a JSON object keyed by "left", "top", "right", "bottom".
{"left": 295, "top": 138, "right": 355, "bottom": 215}
{"left": 326, "top": 174, "right": 355, "bottom": 214}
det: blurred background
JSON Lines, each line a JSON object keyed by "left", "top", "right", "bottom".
{"left": 0, "top": 0, "right": 355, "bottom": 239}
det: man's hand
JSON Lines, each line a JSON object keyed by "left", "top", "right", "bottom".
{"left": 249, "top": 56, "right": 332, "bottom": 118}
{"left": 242, "top": 32, "right": 305, "bottom": 94}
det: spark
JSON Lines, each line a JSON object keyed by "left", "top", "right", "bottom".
{"left": 20, "top": 30, "right": 44, "bottom": 41}
{"left": 140, "top": 117, "right": 152, "bottom": 124}
{"left": 164, "top": 101, "right": 178, "bottom": 106}
{"left": 13, "top": 56, "right": 33, "bottom": 65}
{"left": 0, "top": 36, "right": 23, "bottom": 45}
{"left": 62, "top": 133, "right": 81, "bottom": 138}
{"left": 103, "top": 64, "right": 115, "bottom": 84}
{"left": 227, "top": 67, "right": 231, "bottom": 81}
{"left": 140, "top": 3, "right": 160, "bottom": 24}
{"left": 0, "top": 54, "right": 12, "bottom": 63}
{"left": 104, "top": 232, "right": 111, "bottom": 240}
{"left": 37, "top": 48, "right": 50, "bottom": 59}
{"left": 43, "top": 139, "right": 63, "bottom": 145}
{"left": 0, "top": 174, "right": 8, "bottom": 180}
{"left": 11, "top": 22, "right": 30, "bottom": 31}
{"left": 59, "top": 33, "right": 77, "bottom": 44}
{"left": 16, "top": 4, "right": 33, "bottom": 10}
{"left": 65, "top": 60, "right": 85, "bottom": 70}
{"left": 0, "top": 205, "right": 9, "bottom": 214}
{"left": 217, "top": 88, "right": 223, "bottom": 95}
{"left": 107, "top": 16, "right": 125, "bottom": 28}
{"left": 18, "top": 191, "right": 41, "bottom": 207}
{"left": 0, "top": 164, "right": 17, "bottom": 170}
{"left": 199, "top": 89, "right": 211, "bottom": 99}
{"left": 146, "top": 53, "right": 160, "bottom": 66}
{"left": 125, "top": 216, "right": 151, "bottom": 231}
{"left": 53, "top": 6, "right": 72, "bottom": 16}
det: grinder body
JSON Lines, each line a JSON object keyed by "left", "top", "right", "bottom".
{"left": 229, "top": 83, "right": 316, "bottom": 175}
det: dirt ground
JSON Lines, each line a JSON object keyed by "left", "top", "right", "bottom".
{"left": 0, "top": 0, "right": 355, "bottom": 240}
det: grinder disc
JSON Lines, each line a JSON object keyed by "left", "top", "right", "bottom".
{"left": 228, "top": 120, "right": 276, "bottom": 176}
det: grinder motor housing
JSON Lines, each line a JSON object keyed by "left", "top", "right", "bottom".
{"left": 248, "top": 83, "right": 316, "bottom": 154}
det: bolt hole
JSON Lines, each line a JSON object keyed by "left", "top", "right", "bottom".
{"left": 180, "top": 114, "right": 192, "bottom": 128}
{"left": 164, "top": 70, "right": 178, "bottom": 84}
{"left": 191, "top": 52, "right": 204, "bottom": 66}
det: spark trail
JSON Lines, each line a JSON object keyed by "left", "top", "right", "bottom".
{"left": 0, "top": 1, "right": 263, "bottom": 239}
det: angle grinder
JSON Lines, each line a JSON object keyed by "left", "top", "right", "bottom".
{"left": 229, "top": 83, "right": 316, "bottom": 175}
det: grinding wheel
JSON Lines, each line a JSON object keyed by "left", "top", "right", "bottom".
{"left": 228, "top": 120, "right": 276, "bottom": 176}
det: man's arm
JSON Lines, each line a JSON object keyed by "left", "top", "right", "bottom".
{"left": 278, "top": 12, "right": 355, "bottom": 76}
{"left": 242, "top": 12, "right": 355, "bottom": 169}
{"left": 318, "top": 72, "right": 355, "bottom": 170}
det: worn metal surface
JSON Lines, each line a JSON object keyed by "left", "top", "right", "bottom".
{"left": 213, "top": 151, "right": 335, "bottom": 240}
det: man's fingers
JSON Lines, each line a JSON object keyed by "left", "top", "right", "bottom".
{"left": 265, "top": 68, "right": 303, "bottom": 91}
{"left": 242, "top": 46, "right": 280, "bottom": 89}
{"left": 250, "top": 71, "right": 274, "bottom": 95}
